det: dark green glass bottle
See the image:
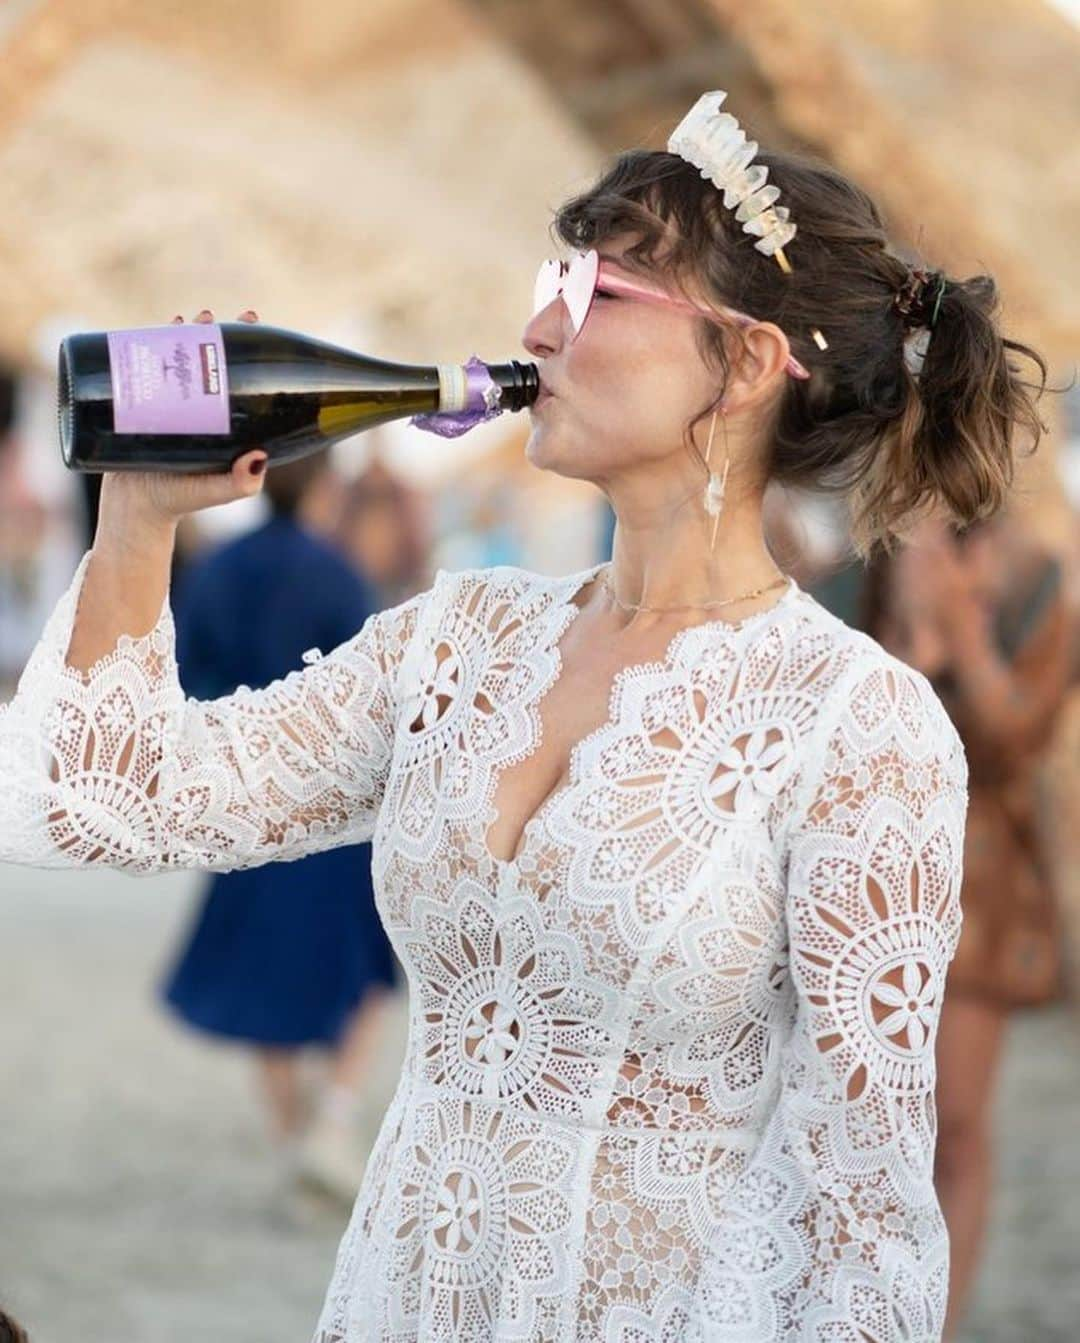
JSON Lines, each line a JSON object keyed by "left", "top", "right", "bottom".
{"left": 58, "top": 321, "right": 539, "bottom": 472}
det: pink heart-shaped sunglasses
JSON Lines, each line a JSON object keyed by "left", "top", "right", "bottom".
{"left": 532, "top": 249, "right": 811, "bottom": 380}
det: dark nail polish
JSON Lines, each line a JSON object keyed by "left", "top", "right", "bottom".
{"left": 250, "top": 458, "right": 266, "bottom": 475}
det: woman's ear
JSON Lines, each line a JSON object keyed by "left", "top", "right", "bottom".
{"left": 729, "top": 321, "right": 792, "bottom": 402}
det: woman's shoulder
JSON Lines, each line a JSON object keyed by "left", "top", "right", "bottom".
{"left": 759, "top": 590, "right": 962, "bottom": 756}
{"left": 806, "top": 614, "right": 966, "bottom": 779}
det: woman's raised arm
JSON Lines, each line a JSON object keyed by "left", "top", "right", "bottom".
{"left": 0, "top": 538, "right": 432, "bottom": 874}
{"left": 0, "top": 306, "right": 434, "bottom": 875}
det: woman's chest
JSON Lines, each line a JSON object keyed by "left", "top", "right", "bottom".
{"left": 480, "top": 620, "right": 669, "bottom": 869}
{"left": 374, "top": 588, "right": 806, "bottom": 984}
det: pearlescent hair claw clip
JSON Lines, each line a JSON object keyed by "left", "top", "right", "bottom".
{"left": 668, "top": 90, "right": 828, "bottom": 356}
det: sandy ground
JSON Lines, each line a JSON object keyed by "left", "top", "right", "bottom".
{"left": 2, "top": 859, "right": 1079, "bottom": 1342}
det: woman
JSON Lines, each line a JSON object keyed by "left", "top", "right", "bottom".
{"left": 159, "top": 451, "right": 402, "bottom": 1201}
{"left": 0, "top": 92, "right": 1048, "bottom": 1340}
{"left": 862, "top": 511, "right": 1072, "bottom": 1339}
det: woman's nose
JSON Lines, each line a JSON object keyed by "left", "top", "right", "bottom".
{"left": 521, "top": 297, "right": 566, "bottom": 358}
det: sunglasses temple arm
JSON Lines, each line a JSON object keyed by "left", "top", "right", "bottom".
{"left": 543, "top": 265, "right": 814, "bottom": 378}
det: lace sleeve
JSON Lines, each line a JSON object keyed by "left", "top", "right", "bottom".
{"left": 689, "top": 656, "right": 969, "bottom": 1341}
{"left": 0, "top": 550, "right": 434, "bottom": 875}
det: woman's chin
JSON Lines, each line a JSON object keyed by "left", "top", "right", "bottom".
{"left": 524, "top": 428, "right": 555, "bottom": 469}
{"left": 524, "top": 431, "right": 594, "bottom": 483}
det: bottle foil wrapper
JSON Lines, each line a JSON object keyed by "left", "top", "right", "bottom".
{"left": 410, "top": 355, "right": 504, "bottom": 438}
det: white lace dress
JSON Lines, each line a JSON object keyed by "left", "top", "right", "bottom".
{"left": 0, "top": 554, "right": 969, "bottom": 1342}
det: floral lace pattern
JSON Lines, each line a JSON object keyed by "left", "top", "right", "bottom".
{"left": 0, "top": 553, "right": 968, "bottom": 1341}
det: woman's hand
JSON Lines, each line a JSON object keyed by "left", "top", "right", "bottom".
{"left": 97, "top": 308, "right": 267, "bottom": 535}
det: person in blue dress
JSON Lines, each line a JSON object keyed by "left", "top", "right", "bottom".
{"left": 158, "top": 450, "right": 400, "bottom": 1201}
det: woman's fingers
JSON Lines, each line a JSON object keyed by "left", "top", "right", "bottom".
{"left": 168, "top": 308, "right": 259, "bottom": 324}
{"left": 233, "top": 447, "right": 269, "bottom": 492}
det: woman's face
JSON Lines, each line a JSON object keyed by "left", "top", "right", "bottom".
{"left": 520, "top": 235, "right": 721, "bottom": 491}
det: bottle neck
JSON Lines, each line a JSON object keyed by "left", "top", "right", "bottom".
{"left": 474, "top": 360, "right": 539, "bottom": 413}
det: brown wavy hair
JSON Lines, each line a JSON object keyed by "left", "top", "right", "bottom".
{"left": 553, "top": 148, "right": 1053, "bottom": 559}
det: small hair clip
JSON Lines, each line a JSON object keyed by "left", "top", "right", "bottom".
{"left": 895, "top": 267, "right": 947, "bottom": 331}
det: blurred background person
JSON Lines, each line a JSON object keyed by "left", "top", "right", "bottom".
{"left": 862, "top": 510, "right": 1073, "bottom": 1340}
{"left": 0, "top": 1307, "right": 29, "bottom": 1343}
{"left": 0, "top": 359, "right": 80, "bottom": 699}
{"left": 158, "top": 448, "right": 404, "bottom": 1208}
{"left": 0, "top": 361, "right": 44, "bottom": 694}
{"left": 330, "top": 452, "right": 433, "bottom": 608}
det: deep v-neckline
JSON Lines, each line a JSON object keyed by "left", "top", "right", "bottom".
{"left": 481, "top": 562, "right": 802, "bottom": 874}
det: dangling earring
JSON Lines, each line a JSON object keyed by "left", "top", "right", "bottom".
{"left": 702, "top": 403, "right": 730, "bottom": 553}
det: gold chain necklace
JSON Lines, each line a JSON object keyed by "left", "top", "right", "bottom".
{"left": 600, "top": 566, "right": 790, "bottom": 614}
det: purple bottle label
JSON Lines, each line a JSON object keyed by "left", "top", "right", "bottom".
{"left": 107, "top": 324, "right": 231, "bottom": 435}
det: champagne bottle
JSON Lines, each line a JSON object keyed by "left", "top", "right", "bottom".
{"left": 57, "top": 322, "right": 540, "bottom": 472}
